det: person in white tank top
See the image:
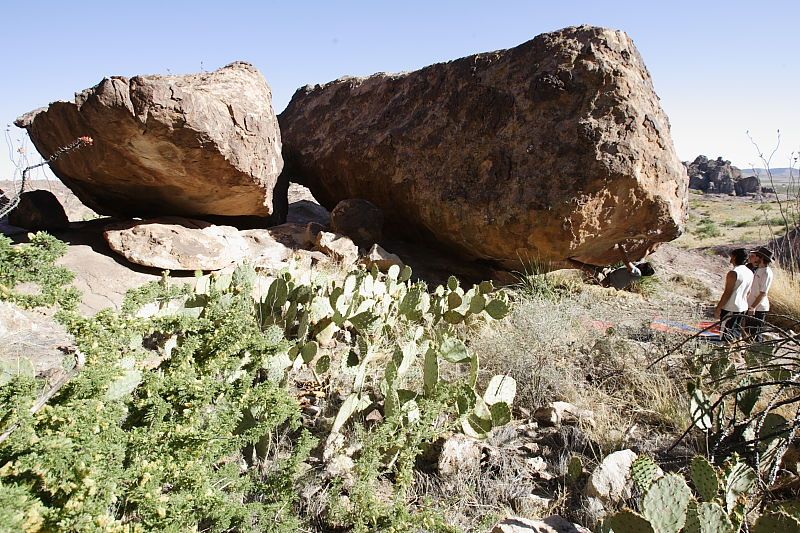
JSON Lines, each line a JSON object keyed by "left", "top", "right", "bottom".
{"left": 714, "top": 248, "right": 754, "bottom": 341}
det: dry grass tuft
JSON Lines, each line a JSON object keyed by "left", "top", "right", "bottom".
{"left": 769, "top": 267, "right": 800, "bottom": 326}
{"left": 470, "top": 285, "right": 690, "bottom": 451}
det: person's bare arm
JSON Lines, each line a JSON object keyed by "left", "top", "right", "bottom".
{"left": 616, "top": 244, "right": 636, "bottom": 272}
{"left": 715, "top": 271, "right": 737, "bottom": 319}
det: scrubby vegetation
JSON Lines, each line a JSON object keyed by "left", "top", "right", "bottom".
{"left": 1, "top": 234, "right": 798, "bottom": 532}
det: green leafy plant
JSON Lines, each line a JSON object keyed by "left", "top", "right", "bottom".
{"left": 0, "top": 233, "right": 79, "bottom": 311}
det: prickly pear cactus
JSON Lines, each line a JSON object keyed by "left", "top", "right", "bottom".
{"left": 566, "top": 455, "right": 583, "bottom": 485}
{"left": 753, "top": 511, "right": 800, "bottom": 533}
{"left": 690, "top": 456, "right": 719, "bottom": 502}
{"left": 694, "top": 502, "right": 734, "bottom": 533}
{"left": 641, "top": 474, "right": 691, "bottom": 533}
{"left": 604, "top": 509, "right": 655, "bottom": 533}
{"left": 724, "top": 461, "right": 756, "bottom": 514}
{"left": 631, "top": 455, "right": 661, "bottom": 493}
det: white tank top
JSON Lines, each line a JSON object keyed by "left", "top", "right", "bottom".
{"left": 723, "top": 265, "right": 754, "bottom": 312}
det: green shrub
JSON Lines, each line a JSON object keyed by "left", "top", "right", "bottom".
{"left": 0, "top": 235, "right": 517, "bottom": 531}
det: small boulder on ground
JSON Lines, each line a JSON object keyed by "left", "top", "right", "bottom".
{"left": 330, "top": 198, "right": 383, "bottom": 248}
{"left": 361, "top": 244, "right": 403, "bottom": 272}
{"left": 8, "top": 190, "right": 69, "bottom": 231}
{"left": 314, "top": 231, "right": 359, "bottom": 265}
{"left": 585, "top": 449, "right": 642, "bottom": 503}
{"left": 534, "top": 402, "right": 596, "bottom": 427}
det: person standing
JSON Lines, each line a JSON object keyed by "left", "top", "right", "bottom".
{"left": 746, "top": 246, "right": 775, "bottom": 337}
{"left": 714, "top": 248, "right": 754, "bottom": 341}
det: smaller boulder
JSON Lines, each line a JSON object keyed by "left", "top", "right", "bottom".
{"left": 361, "top": 244, "right": 404, "bottom": 272}
{"left": 104, "top": 217, "right": 248, "bottom": 271}
{"left": 490, "top": 515, "right": 591, "bottom": 533}
{"left": 330, "top": 198, "right": 383, "bottom": 248}
{"left": 734, "top": 175, "right": 761, "bottom": 196}
{"left": 8, "top": 190, "right": 69, "bottom": 231}
{"left": 314, "top": 231, "right": 359, "bottom": 265}
{"left": 585, "top": 449, "right": 639, "bottom": 503}
{"left": 438, "top": 434, "right": 482, "bottom": 477}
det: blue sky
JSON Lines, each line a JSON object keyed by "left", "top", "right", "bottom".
{"left": 1, "top": 0, "right": 798, "bottom": 181}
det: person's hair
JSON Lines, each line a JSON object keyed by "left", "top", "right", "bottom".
{"left": 638, "top": 262, "right": 655, "bottom": 276}
{"left": 730, "top": 248, "right": 748, "bottom": 266}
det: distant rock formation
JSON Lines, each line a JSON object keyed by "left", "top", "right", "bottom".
{"left": 280, "top": 25, "right": 687, "bottom": 269}
{"left": 16, "top": 62, "right": 284, "bottom": 220}
{"left": 685, "top": 156, "right": 760, "bottom": 196}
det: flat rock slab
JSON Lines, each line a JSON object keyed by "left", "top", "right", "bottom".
{"left": 104, "top": 217, "right": 249, "bottom": 271}
{"left": 280, "top": 25, "right": 687, "bottom": 269}
{"left": 16, "top": 62, "right": 283, "bottom": 219}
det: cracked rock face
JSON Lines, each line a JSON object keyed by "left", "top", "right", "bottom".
{"left": 280, "top": 25, "right": 687, "bottom": 268}
{"left": 16, "top": 62, "right": 284, "bottom": 219}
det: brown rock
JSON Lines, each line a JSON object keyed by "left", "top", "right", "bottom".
{"left": 104, "top": 217, "right": 248, "bottom": 271}
{"left": 8, "top": 190, "right": 69, "bottom": 231}
{"left": 361, "top": 244, "right": 404, "bottom": 272}
{"left": 16, "top": 62, "right": 283, "bottom": 219}
{"left": 330, "top": 198, "right": 383, "bottom": 248}
{"left": 280, "top": 26, "right": 686, "bottom": 269}
{"left": 314, "top": 231, "right": 359, "bottom": 265}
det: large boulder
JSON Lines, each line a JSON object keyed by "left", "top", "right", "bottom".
{"left": 280, "top": 25, "right": 687, "bottom": 269}
{"left": 15, "top": 62, "right": 284, "bottom": 219}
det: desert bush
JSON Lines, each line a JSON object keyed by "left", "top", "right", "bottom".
{"left": 0, "top": 233, "right": 79, "bottom": 311}
{"left": 695, "top": 218, "right": 722, "bottom": 239}
{"left": 0, "top": 235, "right": 520, "bottom": 532}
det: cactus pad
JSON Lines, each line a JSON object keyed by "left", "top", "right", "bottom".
{"left": 642, "top": 473, "right": 691, "bottom": 533}
{"left": 604, "top": 509, "right": 655, "bottom": 533}
{"left": 690, "top": 456, "right": 719, "bottom": 502}
{"left": 631, "top": 455, "right": 660, "bottom": 493}
{"left": 695, "top": 502, "right": 734, "bottom": 533}
{"left": 753, "top": 512, "right": 800, "bottom": 533}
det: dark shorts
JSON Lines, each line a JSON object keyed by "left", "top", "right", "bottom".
{"left": 720, "top": 309, "right": 746, "bottom": 341}
{"left": 745, "top": 311, "right": 768, "bottom": 338}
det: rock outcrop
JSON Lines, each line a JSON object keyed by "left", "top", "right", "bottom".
{"left": 16, "top": 62, "right": 284, "bottom": 219}
{"left": 280, "top": 25, "right": 687, "bottom": 269}
{"left": 735, "top": 175, "right": 761, "bottom": 196}
{"left": 8, "top": 190, "right": 69, "bottom": 231}
{"left": 686, "top": 155, "right": 760, "bottom": 196}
